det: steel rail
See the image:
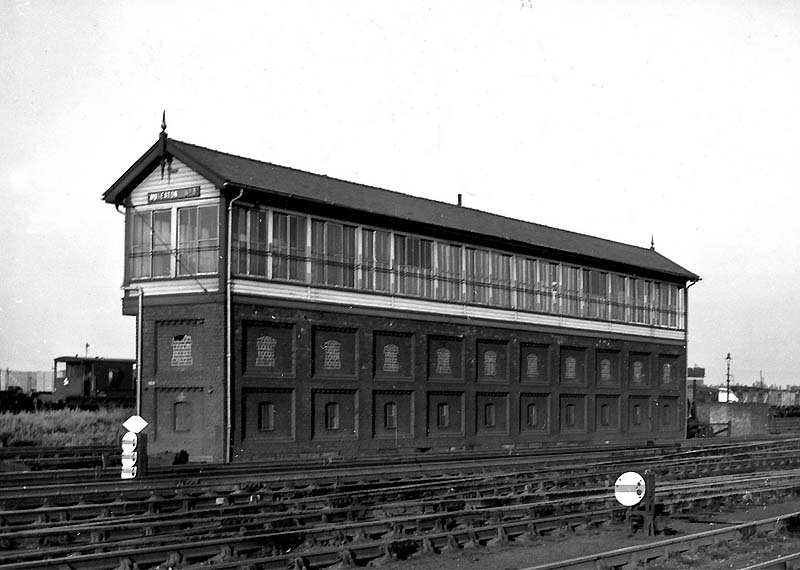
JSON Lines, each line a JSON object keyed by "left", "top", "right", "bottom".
{"left": 518, "top": 511, "right": 800, "bottom": 570}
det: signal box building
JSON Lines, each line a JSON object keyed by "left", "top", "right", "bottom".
{"left": 103, "top": 128, "right": 699, "bottom": 463}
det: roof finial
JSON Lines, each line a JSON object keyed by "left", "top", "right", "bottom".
{"left": 650, "top": 234, "right": 655, "bottom": 250}
{"left": 159, "top": 110, "right": 171, "bottom": 181}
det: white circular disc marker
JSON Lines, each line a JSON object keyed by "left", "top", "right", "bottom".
{"left": 615, "top": 471, "right": 646, "bottom": 506}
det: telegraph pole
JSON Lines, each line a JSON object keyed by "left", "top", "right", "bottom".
{"left": 726, "top": 353, "right": 731, "bottom": 403}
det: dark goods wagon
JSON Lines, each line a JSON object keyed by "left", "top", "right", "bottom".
{"left": 45, "top": 356, "right": 136, "bottom": 409}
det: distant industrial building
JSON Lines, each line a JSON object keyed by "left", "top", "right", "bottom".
{"left": 0, "top": 369, "right": 52, "bottom": 393}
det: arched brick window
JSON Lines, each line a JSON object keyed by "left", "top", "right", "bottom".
{"left": 383, "top": 344, "right": 399, "bottom": 373}
{"left": 171, "top": 335, "right": 193, "bottom": 366}
{"left": 258, "top": 401, "right": 275, "bottom": 431}
{"left": 256, "top": 336, "right": 277, "bottom": 368}
{"left": 436, "top": 402, "right": 449, "bottom": 428}
{"left": 325, "top": 402, "right": 340, "bottom": 430}
{"left": 484, "top": 350, "right": 497, "bottom": 377}
{"left": 564, "top": 356, "right": 577, "bottom": 380}
{"left": 174, "top": 401, "right": 191, "bottom": 432}
{"left": 384, "top": 402, "right": 397, "bottom": 429}
{"left": 526, "top": 354, "right": 539, "bottom": 379}
{"left": 662, "top": 363, "right": 672, "bottom": 384}
{"left": 600, "top": 359, "right": 612, "bottom": 383}
{"left": 599, "top": 403, "right": 610, "bottom": 426}
{"left": 526, "top": 403, "right": 538, "bottom": 427}
{"left": 323, "top": 340, "right": 342, "bottom": 370}
{"left": 632, "top": 361, "right": 644, "bottom": 384}
{"left": 565, "top": 403, "right": 576, "bottom": 427}
{"left": 484, "top": 403, "right": 496, "bottom": 427}
{"left": 632, "top": 404, "right": 642, "bottom": 425}
{"left": 435, "top": 348, "right": 451, "bottom": 375}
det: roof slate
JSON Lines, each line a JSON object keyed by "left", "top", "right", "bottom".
{"left": 103, "top": 138, "right": 698, "bottom": 282}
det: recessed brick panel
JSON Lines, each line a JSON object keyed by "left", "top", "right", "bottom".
{"left": 312, "top": 327, "right": 357, "bottom": 379}
{"left": 628, "top": 395, "right": 651, "bottom": 432}
{"left": 560, "top": 347, "right": 587, "bottom": 386}
{"left": 428, "top": 336, "right": 463, "bottom": 381}
{"left": 596, "top": 395, "right": 620, "bottom": 431}
{"left": 476, "top": 340, "right": 509, "bottom": 383}
{"left": 374, "top": 332, "right": 413, "bottom": 380}
{"left": 520, "top": 393, "right": 550, "bottom": 433}
{"left": 475, "top": 392, "right": 509, "bottom": 435}
{"left": 244, "top": 322, "right": 295, "bottom": 377}
{"left": 629, "top": 353, "right": 651, "bottom": 388}
{"left": 559, "top": 394, "right": 587, "bottom": 432}
{"left": 658, "top": 355, "right": 679, "bottom": 388}
{"left": 657, "top": 397, "right": 679, "bottom": 431}
{"left": 242, "top": 387, "right": 295, "bottom": 441}
{"left": 520, "top": 343, "right": 550, "bottom": 385}
{"left": 596, "top": 350, "right": 621, "bottom": 387}
{"left": 426, "top": 391, "right": 464, "bottom": 436}
{"left": 372, "top": 390, "right": 414, "bottom": 438}
{"left": 311, "top": 389, "right": 358, "bottom": 440}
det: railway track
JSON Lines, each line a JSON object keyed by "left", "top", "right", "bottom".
{"left": 2, "top": 438, "right": 800, "bottom": 568}
{"left": 0, "top": 444, "right": 118, "bottom": 471}
{"left": 522, "top": 510, "right": 800, "bottom": 570}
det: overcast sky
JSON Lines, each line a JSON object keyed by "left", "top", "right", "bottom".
{"left": 1, "top": 1, "right": 798, "bottom": 387}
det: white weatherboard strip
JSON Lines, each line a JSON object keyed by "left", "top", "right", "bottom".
{"left": 129, "top": 278, "right": 220, "bottom": 296}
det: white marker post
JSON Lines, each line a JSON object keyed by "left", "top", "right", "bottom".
{"left": 121, "top": 415, "right": 149, "bottom": 480}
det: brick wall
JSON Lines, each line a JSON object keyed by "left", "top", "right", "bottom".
{"left": 232, "top": 298, "right": 687, "bottom": 460}
{"left": 139, "top": 297, "right": 226, "bottom": 462}
{"left": 696, "top": 402, "right": 770, "bottom": 437}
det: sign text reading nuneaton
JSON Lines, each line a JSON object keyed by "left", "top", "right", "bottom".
{"left": 147, "top": 186, "right": 201, "bottom": 204}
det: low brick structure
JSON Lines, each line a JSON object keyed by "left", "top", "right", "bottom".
{"left": 696, "top": 402, "right": 770, "bottom": 437}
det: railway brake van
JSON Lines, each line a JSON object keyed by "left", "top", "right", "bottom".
{"left": 103, "top": 127, "right": 699, "bottom": 463}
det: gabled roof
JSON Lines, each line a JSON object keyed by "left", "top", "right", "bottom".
{"left": 103, "top": 137, "right": 699, "bottom": 282}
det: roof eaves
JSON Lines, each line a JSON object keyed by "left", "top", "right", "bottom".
{"left": 102, "top": 139, "right": 230, "bottom": 205}
{"left": 101, "top": 140, "right": 161, "bottom": 204}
